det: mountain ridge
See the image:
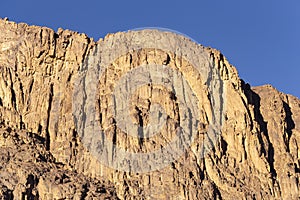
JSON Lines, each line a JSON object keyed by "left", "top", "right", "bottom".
{"left": 0, "top": 18, "right": 299, "bottom": 199}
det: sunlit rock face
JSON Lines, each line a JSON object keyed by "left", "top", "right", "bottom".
{"left": 0, "top": 18, "right": 299, "bottom": 199}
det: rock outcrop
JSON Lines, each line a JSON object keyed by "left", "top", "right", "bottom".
{"left": 0, "top": 18, "right": 299, "bottom": 199}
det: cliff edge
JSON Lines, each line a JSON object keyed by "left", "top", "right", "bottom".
{"left": 0, "top": 18, "right": 299, "bottom": 199}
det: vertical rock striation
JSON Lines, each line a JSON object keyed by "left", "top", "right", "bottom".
{"left": 0, "top": 18, "right": 299, "bottom": 199}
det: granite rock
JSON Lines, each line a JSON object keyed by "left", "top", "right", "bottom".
{"left": 0, "top": 18, "right": 299, "bottom": 199}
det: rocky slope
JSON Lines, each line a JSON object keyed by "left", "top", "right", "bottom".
{"left": 0, "top": 18, "right": 299, "bottom": 199}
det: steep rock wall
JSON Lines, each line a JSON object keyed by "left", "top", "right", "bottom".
{"left": 0, "top": 18, "right": 299, "bottom": 199}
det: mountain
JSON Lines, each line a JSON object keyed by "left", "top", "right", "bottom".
{"left": 0, "top": 18, "right": 299, "bottom": 199}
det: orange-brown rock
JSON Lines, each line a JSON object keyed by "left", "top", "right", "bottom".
{"left": 0, "top": 18, "right": 299, "bottom": 199}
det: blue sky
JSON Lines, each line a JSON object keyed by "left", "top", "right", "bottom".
{"left": 1, "top": 0, "right": 300, "bottom": 98}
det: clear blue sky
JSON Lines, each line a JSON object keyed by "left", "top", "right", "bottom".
{"left": 1, "top": 0, "right": 300, "bottom": 98}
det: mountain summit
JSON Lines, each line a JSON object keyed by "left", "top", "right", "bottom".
{"left": 0, "top": 18, "right": 299, "bottom": 199}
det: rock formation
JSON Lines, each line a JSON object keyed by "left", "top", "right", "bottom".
{"left": 0, "top": 18, "right": 299, "bottom": 199}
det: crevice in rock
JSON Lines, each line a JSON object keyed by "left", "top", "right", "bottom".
{"left": 37, "top": 124, "right": 42, "bottom": 135}
{"left": 22, "top": 174, "right": 39, "bottom": 200}
{"left": 80, "top": 38, "right": 91, "bottom": 64}
{"left": 135, "top": 106, "right": 145, "bottom": 147}
{"left": 8, "top": 68, "right": 17, "bottom": 110}
{"left": 20, "top": 81, "right": 24, "bottom": 105}
{"left": 28, "top": 79, "right": 34, "bottom": 94}
{"left": 212, "top": 182, "right": 223, "bottom": 200}
{"left": 53, "top": 32, "right": 59, "bottom": 39}
{"left": 45, "top": 83, "right": 54, "bottom": 151}
{"left": 10, "top": 85, "right": 17, "bottom": 110}
{"left": 220, "top": 137, "right": 228, "bottom": 156}
{"left": 245, "top": 87, "right": 278, "bottom": 179}
{"left": 80, "top": 183, "right": 89, "bottom": 199}
{"left": 19, "top": 115, "right": 25, "bottom": 130}
{"left": 69, "top": 129, "right": 79, "bottom": 166}
{"left": 241, "top": 81, "right": 254, "bottom": 130}
{"left": 282, "top": 100, "right": 295, "bottom": 152}
{"left": 241, "top": 135, "right": 247, "bottom": 159}
{"left": 112, "top": 129, "right": 117, "bottom": 145}
{"left": 67, "top": 73, "right": 72, "bottom": 82}
{"left": 129, "top": 54, "right": 133, "bottom": 65}
{"left": 1, "top": 185, "right": 14, "bottom": 199}
{"left": 163, "top": 54, "right": 170, "bottom": 65}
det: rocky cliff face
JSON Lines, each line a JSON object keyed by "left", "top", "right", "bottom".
{"left": 0, "top": 18, "right": 299, "bottom": 199}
